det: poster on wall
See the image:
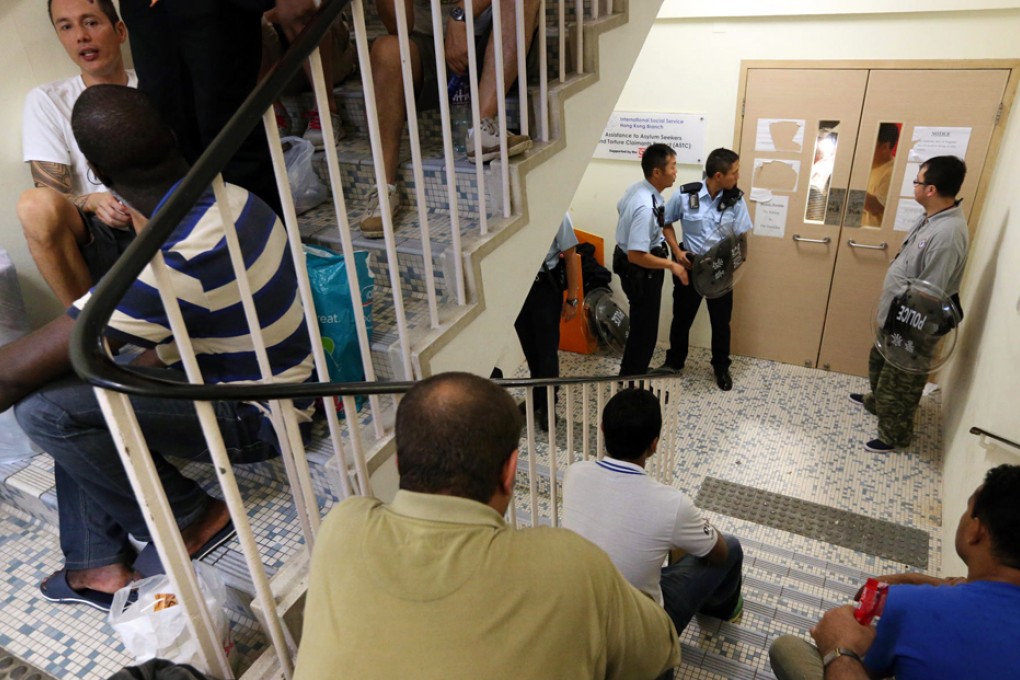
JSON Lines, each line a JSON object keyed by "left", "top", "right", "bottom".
{"left": 594, "top": 111, "right": 707, "bottom": 165}
{"left": 907, "top": 126, "right": 971, "bottom": 163}
{"left": 755, "top": 119, "right": 806, "bottom": 153}
{"left": 752, "top": 195, "right": 789, "bottom": 238}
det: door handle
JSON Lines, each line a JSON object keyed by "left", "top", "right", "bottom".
{"left": 847, "top": 239, "right": 888, "bottom": 250}
{"left": 792, "top": 234, "right": 831, "bottom": 244}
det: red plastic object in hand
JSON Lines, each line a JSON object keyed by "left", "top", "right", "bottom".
{"left": 853, "top": 577, "right": 889, "bottom": 625}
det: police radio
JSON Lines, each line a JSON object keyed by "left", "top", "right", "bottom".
{"left": 718, "top": 186, "right": 744, "bottom": 211}
{"left": 680, "top": 182, "right": 702, "bottom": 211}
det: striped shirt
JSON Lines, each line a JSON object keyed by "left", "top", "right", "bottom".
{"left": 70, "top": 182, "right": 315, "bottom": 420}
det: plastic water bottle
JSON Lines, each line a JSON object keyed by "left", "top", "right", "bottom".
{"left": 448, "top": 75, "right": 471, "bottom": 154}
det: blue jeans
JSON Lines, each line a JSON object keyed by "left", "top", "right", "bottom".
{"left": 15, "top": 370, "right": 278, "bottom": 571}
{"left": 660, "top": 534, "right": 744, "bottom": 634}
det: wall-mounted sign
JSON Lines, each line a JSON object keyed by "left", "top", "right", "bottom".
{"left": 594, "top": 111, "right": 707, "bottom": 165}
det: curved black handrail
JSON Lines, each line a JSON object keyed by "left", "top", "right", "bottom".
{"left": 71, "top": 0, "right": 352, "bottom": 398}
{"left": 969, "top": 427, "right": 1020, "bottom": 451}
{"left": 70, "top": 1, "right": 662, "bottom": 402}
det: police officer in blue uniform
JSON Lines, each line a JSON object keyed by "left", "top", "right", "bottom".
{"left": 613, "top": 143, "right": 689, "bottom": 377}
{"left": 660, "top": 148, "right": 752, "bottom": 391}
{"left": 514, "top": 213, "right": 581, "bottom": 427}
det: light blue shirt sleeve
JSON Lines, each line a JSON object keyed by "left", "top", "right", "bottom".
{"left": 664, "top": 191, "right": 684, "bottom": 226}
{"left": 544, "top": 213, "right": 580, "bottom": 269}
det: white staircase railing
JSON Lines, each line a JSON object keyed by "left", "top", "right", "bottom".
{"left": 67, "top": 0, "right": 662, "bottom": 677}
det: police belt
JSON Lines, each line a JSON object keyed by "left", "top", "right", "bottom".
{"left": 614, "top": 244, "right": 668, "bottom": 277}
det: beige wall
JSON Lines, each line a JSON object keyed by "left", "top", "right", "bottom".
{"left": 0, "top": 1, "right": 93, "bottom": 326}
{"left": 937, "top": 83, "right": 1020, "bottom": 574}
{"left": 570, "top": 6, "right": 1020, "bottom": 575}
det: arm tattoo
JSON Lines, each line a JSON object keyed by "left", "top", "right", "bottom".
{"left": 30, "top": 160, "right": 93, "bottom": 212}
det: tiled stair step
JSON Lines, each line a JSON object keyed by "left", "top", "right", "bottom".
{"left": 309, "top": 131, "right": 503, "bottom": 214}
{"left": 299, "top": 201, "right": 462, "bottom": 304}
{"left": 298, "top": 202, "right": 471, "bottom": 381}
{"left": 332, "top": 76, "right": 525, "bottom": 144}
{"left": 0, "top": 400, "right": 391, "bottom": 602}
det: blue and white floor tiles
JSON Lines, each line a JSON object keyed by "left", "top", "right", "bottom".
{"left": 0, "top": 346, "right": 944, "bottom": 678}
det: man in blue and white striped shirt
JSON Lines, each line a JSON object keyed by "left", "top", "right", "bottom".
{"left": 0, "top": 85, "right": 314, "bottom": 611}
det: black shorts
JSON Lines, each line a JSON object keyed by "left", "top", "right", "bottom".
{"left": 79, "top": 209, "right": 136, "bottom": 284}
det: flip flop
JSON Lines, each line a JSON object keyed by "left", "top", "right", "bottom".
{"left": 39, "top": 569, "right": 116, "bottom": 612}
{"left": 133, "top": 521, "right": 236, "bottom": 577}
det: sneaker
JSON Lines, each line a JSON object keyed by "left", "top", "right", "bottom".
{"left": 466, "top": 116, "right": 532, "bottom": 164}
{"left": 864, "top": 438, "right": 896, "bottom": 453}
{"left": 361, "top": 183, "right": 400, "bottom": 239}
{"left": 303, "top": 110, "right": 345, "bottom": 150}
{"left": 848, "top": 393, "right": 866, "bottom": 407}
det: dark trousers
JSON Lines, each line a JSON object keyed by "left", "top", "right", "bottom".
{"left": 619, "top": 267, "right": 664, "bottom": 377}
{"left": 665, "top": 274, "right": 733, "bottom": 371}
{"left": 514, "top": 278, "right": 562, "bottom": 414}
{"left": 120, "top": 0, "right": 282, "bottom": 217}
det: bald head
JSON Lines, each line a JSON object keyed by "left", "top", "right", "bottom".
{"left": 396, "top": 372, "right": 523, "bottom": 504}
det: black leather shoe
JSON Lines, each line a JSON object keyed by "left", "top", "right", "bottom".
{"left": 715, "top": 369, "right": 733, "bottom": 391}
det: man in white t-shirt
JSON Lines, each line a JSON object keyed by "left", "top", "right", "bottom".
{"left": 18, "top": 0, "right": 137, "bottom": 307}
{"left": 563, "top": 387, "right": 744, "bottom": 634}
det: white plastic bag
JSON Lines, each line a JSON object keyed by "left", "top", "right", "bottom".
{"left": 109, "top": 561, "right": 235, "bottom": 671}
{"left": 282, "top": 135, "right": 328, "bottom": 215}
{"left": 0, "top": 249, "right": 39, "bottom": 462}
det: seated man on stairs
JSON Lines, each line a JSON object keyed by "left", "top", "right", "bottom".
{"left": 563, "top": 387, "right": 746, "bottom": 636}
{"left": 295, "top": 372, "right": 679, "bottom": 680}
{"left": 362, "top": 0, "right": 539, "bottom": 238}
{"left": 769, "top": 464, "right": 1020, "bottom": 680}
{"left": 0, "top": 85, "right": 314, "bottom": 611}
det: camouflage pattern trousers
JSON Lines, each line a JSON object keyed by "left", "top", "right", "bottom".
{"left": 863, "top": 345, "right": 928, "bottom": 447}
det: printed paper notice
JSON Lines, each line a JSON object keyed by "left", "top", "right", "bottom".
{"left": 752, "top": 159, "right": 801, "bottom": 192}
{"left": 753, "top": 196, "right": 788, "bottom": 239}
{"left": 755, "top": 119, "right": 805, "bottom": 153}
{"left": 907, "top": 127, "right": 971, "bottom": 163}
{"left": 899, "top": 162, "right": 922, "bottom": 197}
{"left": 893, "top": 201, "right": 925, "bottom": 233}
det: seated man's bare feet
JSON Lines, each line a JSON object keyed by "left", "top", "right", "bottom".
{"left": 65, "top": 562, "right": 136, "bottom": 595}
{"left": 180, "top": 497, "right": 231, "bottom": 557}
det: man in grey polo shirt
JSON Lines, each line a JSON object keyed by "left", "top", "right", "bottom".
{"left": 849, "top": 155, "right": 969, "bottom": 452}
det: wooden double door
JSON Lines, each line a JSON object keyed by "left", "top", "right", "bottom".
{"left": 731, "top": 63, "right": 1014, "bottom": 376}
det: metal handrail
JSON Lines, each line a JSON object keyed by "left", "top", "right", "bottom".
{"left": 969, "top": 426, "right": 1020, "bottom": 451}
{"left": 71, "top": 0, "right": 611, "bottom": 404}
{"left": 71, "top": 0, "right": 351, "bottom": 396}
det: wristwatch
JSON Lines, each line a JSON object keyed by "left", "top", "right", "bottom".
{"left": 822, "top": 648, "right": 864, "bottom": 668}
{"left": 450, "top": 6, "right": 466, "bottom": 21}
{"left": 566, "top": 298, "right": 579, "bottom": 308}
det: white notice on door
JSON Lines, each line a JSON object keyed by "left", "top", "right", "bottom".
{"left": 755, "top": 119, "right": 805, "bottom": 153}
{"left": 899, "top": 162, "right": 923, "bottom": 197}
{"left": 893, "top": 201, "right": 925, "bottom": 233}
{"left": 753, "top": 195, "right": 788, "bottom": 238}
{"left": 907, "top": 127, "right": 971, "bottom": 163}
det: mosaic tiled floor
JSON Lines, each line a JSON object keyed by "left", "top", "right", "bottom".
{"left": 0, "top": 345, "right": 946, "bottom": 679}
{"left": 509, "top": 345, "right": 946, "bottom": 679}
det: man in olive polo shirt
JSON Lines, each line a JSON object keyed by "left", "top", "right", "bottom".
{"left": 294, "top": 372, "right": 679, "bottom": 679}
